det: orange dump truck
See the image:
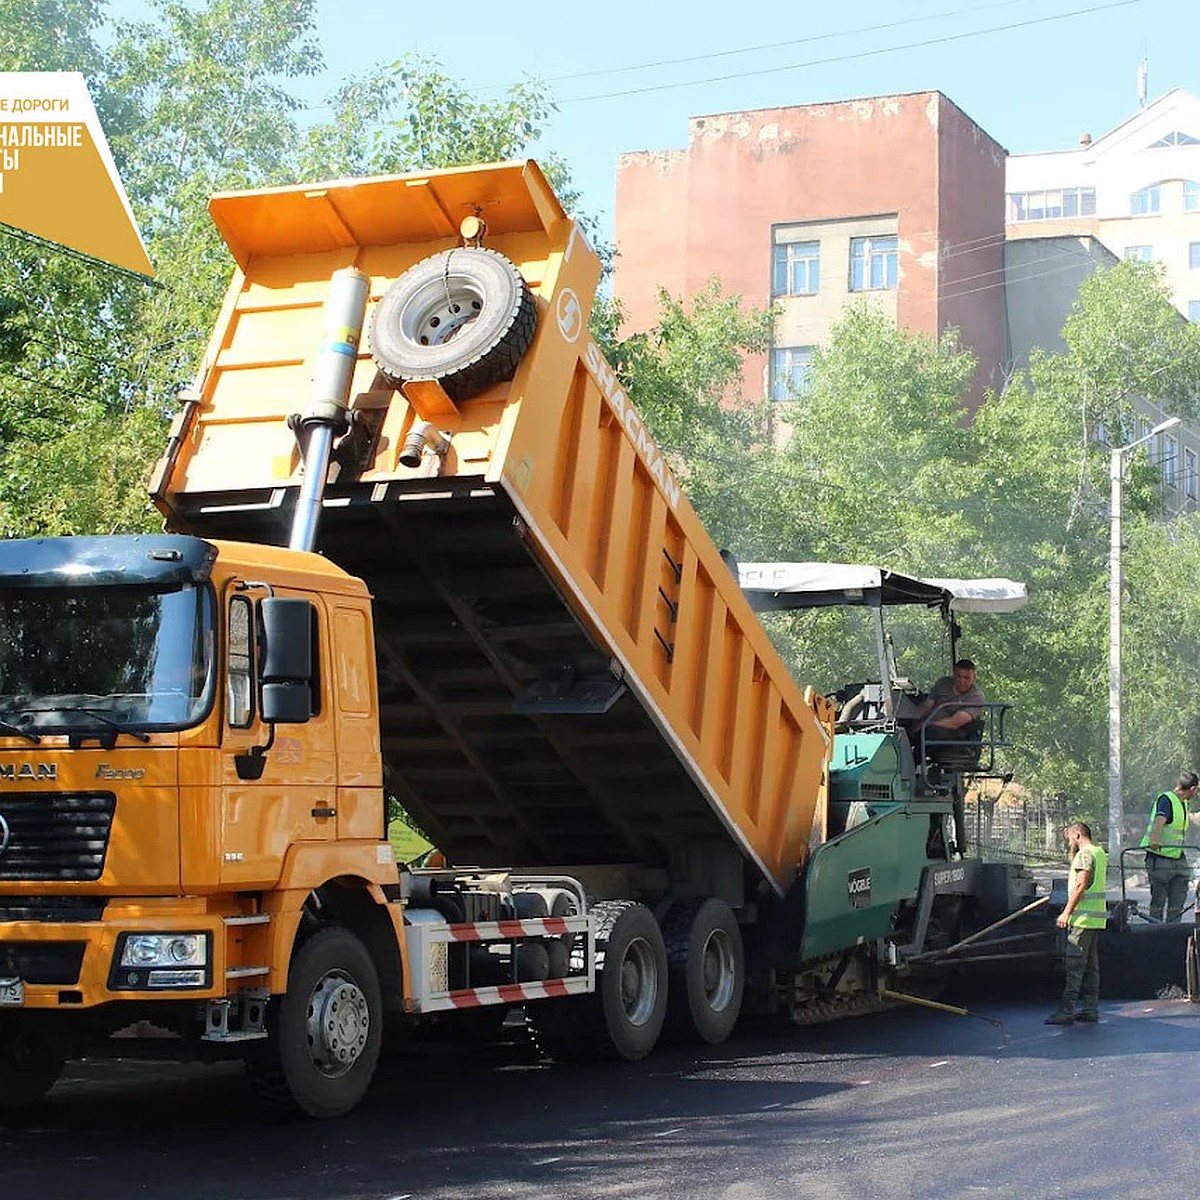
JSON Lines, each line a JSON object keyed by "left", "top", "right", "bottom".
{"left": 0, "top": 161, "right": 965, "bottom": 1118}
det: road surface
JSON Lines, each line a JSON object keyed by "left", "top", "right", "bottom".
{"left": 4, "top": 996, "right": 1198, "bottom": 1199}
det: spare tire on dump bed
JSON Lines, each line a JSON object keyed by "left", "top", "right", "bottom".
{"left": 369, "top": 247, "right": 537, "bottom": 402}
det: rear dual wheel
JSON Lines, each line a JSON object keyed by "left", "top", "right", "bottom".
{"left": 662, "top": 898, "right": 744, "bottom": 1044}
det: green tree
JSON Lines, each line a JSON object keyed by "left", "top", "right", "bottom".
{"left": 778, "top": 305, "right": 979, "bottom": 570}
{"left": 0, "top": 3, "right": 577, "bottom": 538}
{"left": 1050, "top": 259, "right": 1200, "bottom": 440}
{"left": 0, "top": 0, "right": 105, "bottom": 74}
{"left": 718, "top": 267, "right": 1200, "bottom": 827}
{"left": 104, "top": 0, "right": 324, "bottom": 408}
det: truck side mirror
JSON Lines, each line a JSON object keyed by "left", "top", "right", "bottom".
{"left": 261, "top": 682, "right": 311, "bottom": 724}
{"left": 234, "top": 596, "right": 315, "bottom": 780}
{"left": 260, "top": 597, "right": 313, "bottom": 685}
{"left": 258, "top": 597, "right": 314, "bottom": 725}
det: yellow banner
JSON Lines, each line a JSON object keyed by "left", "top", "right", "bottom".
{"left": 0, "top": 72, "right": 153, "bottom": 277}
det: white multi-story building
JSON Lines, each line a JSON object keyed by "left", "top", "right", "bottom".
{"left": 1005, "top": 88, "right": 1200, "bottom": 513}
{"left": 1006, "top": 87, "right": 1200, "bottom": 322}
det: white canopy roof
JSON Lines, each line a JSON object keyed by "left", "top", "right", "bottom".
{"left": 737, "top": 562, "right": 1028, "bottom": 614}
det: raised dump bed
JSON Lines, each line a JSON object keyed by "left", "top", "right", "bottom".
{"left": 152, "top": 160, "right": 833, "bottom": 899}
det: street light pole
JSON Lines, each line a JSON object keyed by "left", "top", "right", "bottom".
{"left": 1108, "top": 415, "right": 1181, "bottom": 853}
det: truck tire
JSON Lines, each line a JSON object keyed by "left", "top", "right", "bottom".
{"left": 0, "top": 1028, "right": 64, "bottom": 1108}
{"left": 1187, "top": 934, "right": 1199, "bottom": 1001}
{"left": 369, "top": 247, "right": 537, "bottom": 402}
{"left": 662, "top": 897, "right": 744, "bottom": 1044}
{"left": 246, "top": 926, "right": 382, "bottom": 1119}
{"left": 527, "top": 900, "right": 667, "bottom": 1062}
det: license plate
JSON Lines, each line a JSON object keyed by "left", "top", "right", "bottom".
{"left": 0, "top": 977, "right": 23, "bottom": 1006}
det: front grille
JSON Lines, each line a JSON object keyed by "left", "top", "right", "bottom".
{"left": 0, "top": 940, "right": 86, "bottom": 984}
{"left": 0, "top": 895, "right": 108, "bottom": 922}
{"left": 0, "top": 792, "right": 116, "bottom": 882}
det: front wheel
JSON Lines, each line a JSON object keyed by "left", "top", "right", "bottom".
{"left": 247, "top": 926, "right": 382, "bottom": 1119}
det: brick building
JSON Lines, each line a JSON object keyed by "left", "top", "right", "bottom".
{"left": 614, "top": 91, "right": 1008, "bottom": 407}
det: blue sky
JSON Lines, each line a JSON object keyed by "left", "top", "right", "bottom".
{"left": 315, "top": 0, "right": 1198, "bottom": 241}
{"left": 121, "top": 0, "right": 1200, "bottom": 242}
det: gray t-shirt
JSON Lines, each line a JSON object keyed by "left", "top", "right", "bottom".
{"left": 930, "top": 676, "right": 986, "bottom": 720}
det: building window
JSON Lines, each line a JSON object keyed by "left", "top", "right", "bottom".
{"left": 771, "top": 346, "right": 813, "bottom": 401}
{"left": 1164, "top": 434, "right": 1179, "bottom": 489}
{"left": 849, "top": 236, "right": 898, "bottom": 291}
{"left": 1191, "top": 243, "right": 1200, "bottom": 270}
{"left": 1187, "top": 181, "right": 1200, "bottom": 212}
{"left": 772, "top": 240, "right": 820, "bottom": 296}
{"left": 1125, "top": 245, "right": 1153, "bottom": 261}
{"left": 1130, "top": 184, "right": 1161, "bottom": 215}
{"left": 1151, "top": 131, "right": 1200, "bottom": 147}
{"left": 1190, "top": 300, "right": 1200, "bottom": 324}
{"left": 1186, "top": 449, "right": 1197, "bottom": 501}
{"left": 1007, "top": 187, "right": 1095, "bottom": 222}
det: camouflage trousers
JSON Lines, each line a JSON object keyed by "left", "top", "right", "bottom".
{"left": 1059, "top": 926, "right": 1100, "bottom": 1015}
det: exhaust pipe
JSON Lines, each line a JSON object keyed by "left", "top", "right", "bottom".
{"left": 399, "top": 419, "right": 450, "bottom": 469}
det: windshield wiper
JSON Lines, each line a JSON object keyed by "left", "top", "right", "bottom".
{"left": 21, "top": 706, "right": 150, "bottom": 743}
{"left": 0, "top": 714, "right": 40, "bottom": 744}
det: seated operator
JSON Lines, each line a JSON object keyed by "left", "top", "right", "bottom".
{"left": 911, "top": 658, "right": 986, "bottom": 760}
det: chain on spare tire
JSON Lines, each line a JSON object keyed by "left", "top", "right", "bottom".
{"left": 368, "top": 247, "right": 538, "bottom": 403}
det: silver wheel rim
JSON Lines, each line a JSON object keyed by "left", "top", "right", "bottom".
{"left": 306, "top": 970, "right": 370, "bottom": 1078}
{"left": 618, "top": 936, "right": 659, "bottom": 1027}
{"left": 700, "top": 928, "right": 737, "bottom": 1014}
{"left": 398, "top": 273, "right": 485, "bottom": 347}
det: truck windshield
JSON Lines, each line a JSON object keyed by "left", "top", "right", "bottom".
{"left": 0, "top": 582, "right": 216, "bottom": 734}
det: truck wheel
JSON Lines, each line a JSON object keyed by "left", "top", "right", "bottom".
{"left": 595, "top": 901, "right": 667, "bottom": 1059}
{"left": 369, "top": 247, "right": 537, "bottom": 402}
{"left": 527, "top": 900, "right": 667, "bottom": 1062}
{"left": 247, "top": 926, "right": 382, "bottom": 1119}
{"left": 662, "top": 897, "right": 744, "bottom": 1044}
{"left": 0, "top": 1028, "right": 64, "bottom": 1107}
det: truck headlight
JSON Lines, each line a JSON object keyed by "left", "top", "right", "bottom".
{"left": 119, "top": 933, "right": 208, "bottom": 968}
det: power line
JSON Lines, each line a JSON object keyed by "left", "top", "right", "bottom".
{"left": 0, "top": 223, "right": 158, "bottom": 287}
{"left": 479, "top": 0, "right": 1039, "bottom": 90}
{"left": 940, "top": 250, "right": 1107, "bottom": 301}
{"left": 561, "top": 0, "right": 1145, "bottom": 104}
{"left": 1, "top": 366, "right": 112, "bottom": 406}
{"left": 938, "top": 242, "right": 1086, "bottom": 295}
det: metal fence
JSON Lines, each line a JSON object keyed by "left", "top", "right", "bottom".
{"left": 964, "top": 791, "right": 1071, "bottom": 867}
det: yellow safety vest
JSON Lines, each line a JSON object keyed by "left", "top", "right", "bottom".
{"left": 1068, "top": 844, "right": 1108, "bottom": 930}
{"left": 1140, "top": 791, "right": 1187, "bottom": 859}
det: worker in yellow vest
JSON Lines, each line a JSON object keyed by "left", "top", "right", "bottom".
{"left": 1046, "top": 821, "right": 1108, "bottom": 1025}
{"left": 1140, "top": 771, "right": 1198, "bottom": 923}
